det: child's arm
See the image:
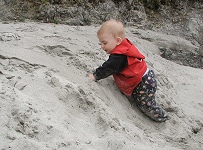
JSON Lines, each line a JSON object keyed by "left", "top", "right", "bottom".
{"left": 88, "top": 54, "right": 127, "bottom": 81}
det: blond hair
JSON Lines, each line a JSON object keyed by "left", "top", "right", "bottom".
{"left": 97, "top": 19, "right": 125, "bottom": 40}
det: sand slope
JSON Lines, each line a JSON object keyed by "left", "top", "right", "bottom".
{"left": 0, "top": 22, "right": 203, "bottom": 150}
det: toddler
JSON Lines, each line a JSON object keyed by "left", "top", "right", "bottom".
{"left": 88, "top": 19, "right": 170, "bottom": 122}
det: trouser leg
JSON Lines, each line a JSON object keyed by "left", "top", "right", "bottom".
{"left": 132, "top": 70, "right": 170, "bottom": 122}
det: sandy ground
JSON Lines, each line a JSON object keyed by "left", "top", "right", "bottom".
{"left": 0, "top": 22, "right": 203, "bottom": 150}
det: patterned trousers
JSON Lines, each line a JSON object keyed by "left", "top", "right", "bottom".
{"left": 131, "top": 70, "right": 170, "bottom": 122}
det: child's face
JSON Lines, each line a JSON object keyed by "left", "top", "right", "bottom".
{"left": 98, "top": 32, "right": 120, "bottom": 54}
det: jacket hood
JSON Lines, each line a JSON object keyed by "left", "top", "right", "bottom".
{"left": 111, "top": 38, "right": 145, "bottom": 59}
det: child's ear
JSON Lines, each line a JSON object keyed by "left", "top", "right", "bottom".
{"left": 116, "top": 37, "right": 122, "bottom": 45}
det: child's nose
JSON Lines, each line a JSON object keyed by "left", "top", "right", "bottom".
{"left": 101, "top": 44, "right": 104, "bottom": 49}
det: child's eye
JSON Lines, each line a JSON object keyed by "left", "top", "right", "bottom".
{"left": 98, "top": 42, "right": 107, "bottom": 46}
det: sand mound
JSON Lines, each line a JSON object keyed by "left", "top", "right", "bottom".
{"left": 0, "top": 22, "right": 203, "bottom": 150}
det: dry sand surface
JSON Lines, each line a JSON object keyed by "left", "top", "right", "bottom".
{"left": 0, "top": 22, "right": 203, "bottom": 150}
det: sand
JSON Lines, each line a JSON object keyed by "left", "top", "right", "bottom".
{"left": 0, "top": 21, "right": 203, "bottom": 150}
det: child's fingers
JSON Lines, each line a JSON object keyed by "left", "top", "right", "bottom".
{"left": 88, "top": 74, "right": 96, "bottom": 81}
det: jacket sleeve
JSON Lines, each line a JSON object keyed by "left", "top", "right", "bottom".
{"left": 93, "top": 54, "right": 127, "bottom": 80}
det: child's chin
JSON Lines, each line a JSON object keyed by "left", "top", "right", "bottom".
{"left": 106, "top": 50, "right": 111, "bottom": 54}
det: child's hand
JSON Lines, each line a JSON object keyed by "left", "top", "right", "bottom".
{"left": 88, "top": 73, "right": 96, "bottom": 81}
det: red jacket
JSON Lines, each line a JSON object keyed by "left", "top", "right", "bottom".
{"left": 111, "top": 38, "right": 147, "bottom": 96}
